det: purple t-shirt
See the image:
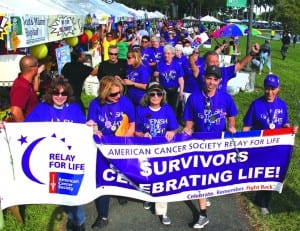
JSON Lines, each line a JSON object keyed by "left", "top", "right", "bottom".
{"left": 183, "top": 90, "right": 238, "bottom": 132}
{"left": 243, "top": 96, "right": 289, "bottom": 130}
{"left": 135, "top": 104, "right": 178, "bottom": 136}
{"left": 25, "top": 102, "right": 86, "bottom": 123}
{"left": 184, "top": 56, "right": 205, "bottom": 93}
{"left": 141, "top": 47, "right": 156, "bottom": 65}
{"left": 156, "top": 59, "right": 184, "bottom": 89}
{"left": 87, "top": 96, "right": 135, "bottom": 136}
{"left": 151, "top": 46, "right": 164, "bottom": 64}
{"left": 126, "top": 64, "right": 150, "bottom": 105}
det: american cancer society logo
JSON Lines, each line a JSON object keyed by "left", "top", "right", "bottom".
{"left": 18, "top": 132, "right": 84, "bottom": 195}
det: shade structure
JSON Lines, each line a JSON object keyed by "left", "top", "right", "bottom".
{"left": 183, "top": 16, "right": 198, "bottom": 20}
{"left": 200, "top": 15, "right": 223, "bottom": 24}
{"left": 211, "top": 24, "right": 244, "bottom": 38}
{"left": 232, "top": 24, "right": 262, "bottom": 36}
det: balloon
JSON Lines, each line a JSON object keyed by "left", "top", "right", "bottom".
{"left": 84, "top": 29, "right": 93, "bottom": 40}
{"left": 65, "top": 36, "right": 79, "bottom": 47}
{"left": 29, "top": 44, "right": 48, "bottom": 60}
{"left": 79, "top": 33, "right": 88, "bottom": 44}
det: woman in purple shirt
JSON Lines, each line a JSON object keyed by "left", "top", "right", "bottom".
{"left": 135, "top": 82, "right": 178, "bottom": 226}
{"left": 122, "top": 49, "right": 151, "bottom": 106}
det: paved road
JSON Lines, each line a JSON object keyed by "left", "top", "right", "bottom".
{"left": 83, "top": 193, "right": 253, "bottom": 231}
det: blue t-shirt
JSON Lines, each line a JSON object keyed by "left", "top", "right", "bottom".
{"left": 184, "top": 56, "right": 205, "bottom": 93}
{"left": 126, "top": 64, "right": 150, "bottom": 105}
{"left": 243, "top": 96, "right": 289, "bottom": 130}
{"left": 25, "top": 102, "right": 86, "bottom": 123}
{"left": 141, "top": 47, "right": 156, "bottom": 65}
{"left": 87, "top": 96, "right": 135, "bottom": 136}
{"left": 135, "top": 104, "right": 178, "bottom": 136}
{"left": 151, "top": 46, "right": 164, "bottom": 64}
{"left": 156, "top": 59, "right": 184, "bottom": 89}
{"left": 183, "top": 90, "right": 238, "bottom": 132}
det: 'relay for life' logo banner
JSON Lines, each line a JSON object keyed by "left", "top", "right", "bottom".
{"left": 0, "top": 123, "right": 296, "bottom": 208}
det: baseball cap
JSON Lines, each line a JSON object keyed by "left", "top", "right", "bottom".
{"left": 205, "top": 65, "right": 221, "bottom": 79}
{"left": 146, "top": 82, "right": 163, "bottom": 92}
{"left": 264, "top": 74, "right": 279, "bottom": 88}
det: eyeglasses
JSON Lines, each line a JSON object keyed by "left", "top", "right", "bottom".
{"left": 205, "top": 97, "right": 211, "bottom": 110}
{"left": 52, "top": 91, "right": 68, "bottom": 96}
{"left": 148, "top": 92, "right": 163, "bottom": 97}
{"left": 127, "top": 56, "right": 134, "bottom": 59}
{"left": 108, "top": 91, "right": 121, "bottom": 97}
{"left": 109, "top": 52, "right": 118, "bottom": 56}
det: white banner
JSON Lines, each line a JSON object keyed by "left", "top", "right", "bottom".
{"left": 0, "top": 122, "right": 98, "bottom": 209}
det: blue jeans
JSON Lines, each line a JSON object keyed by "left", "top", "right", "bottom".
{"left": 259, "top": 52, "right": 271, "bottom": 72}
{"left": 64, "top": 205, "right": 85, "bottom": 226}
{"left": 95, "top": 195, "right": 110, "bottom": 218}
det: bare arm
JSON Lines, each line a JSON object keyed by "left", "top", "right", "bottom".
{"left": 183, "top": 121, "right": 194, "bottom": 135}
{"left": 10, "top": 106, "right": 24, "bottom": 122}
{"left": 227, "top": 116, "right": 237, "bottom": 134}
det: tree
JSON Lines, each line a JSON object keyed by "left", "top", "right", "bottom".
{"left": 273, "top": 0, "right": 300, "bottom": 33}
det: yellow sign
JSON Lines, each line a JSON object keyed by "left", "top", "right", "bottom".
{"left": 0, "top": 14, "right": 12, "bottom": 40}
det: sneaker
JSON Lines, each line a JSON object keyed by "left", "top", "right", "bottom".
{"left": 143, "top": 201, "right": 152, "bottom": 210}
{"left": 206, "top": 198, "right": 211, "bottom": 207}
{"left": 193, "top": 215, "right": 209, "bottom": 229}
{"left": 161, "top": 215, "right": 171, "bottom": 225}
{"left": 261, "top": 207, "right": 270, "bottom": 215}
{"left": 91, "top": 218, "right": 108, "bottom": 229}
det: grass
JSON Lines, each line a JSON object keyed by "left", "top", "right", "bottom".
{"left": 2, "top": 36, "right": 300, "bottom": 230}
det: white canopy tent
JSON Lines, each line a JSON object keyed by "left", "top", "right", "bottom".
{"left": 183, "top": 16, "right": 198, "bottom": 21}
{"left": 200, "top": 15, "right": 223, "bottom": 24}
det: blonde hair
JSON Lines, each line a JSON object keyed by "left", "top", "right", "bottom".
{"left": 98, "top": 76, "right": 124, "bottom": 104}
{"left": 127, "top": 49, "right": 143, "bottom": 68}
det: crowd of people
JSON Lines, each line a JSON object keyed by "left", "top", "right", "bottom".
{"left": 1, "top": 20, "right": 298, "bottom": 231}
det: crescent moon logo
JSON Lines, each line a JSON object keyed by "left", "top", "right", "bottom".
{"left": 22, "top": 137, "right": 46, "bottom": 184}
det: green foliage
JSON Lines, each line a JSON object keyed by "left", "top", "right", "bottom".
{"left": 273, "top": 0, "right": 300, "bottom": 33}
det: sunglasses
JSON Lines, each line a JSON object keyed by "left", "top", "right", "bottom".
{"left": 142, "top": 40, "right": 149, "bottom": 43}
{"left": 148, "top": 92, "right": 163, "bottom": 97}
{"left": 52, "top": 91, "right": 68, "bottom": 96}
{"left": 109, "top": 91, "right": 121, "bottom": 97}
{"left": 109, "top": 52, "right": 118, "bottom": 56}
{"left": 127, "top": 56, "right": 134, "bottom": 59}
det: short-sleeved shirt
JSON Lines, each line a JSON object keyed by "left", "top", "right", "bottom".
{"left": 97, "top": 59, "right": 127, "bottom": 80}
{"left": 25, "top": 102, "right": 86, "bottom": 123}
{"left": 155, "top": 59, "right": 184, "bottom": 90}
{"left": 10, "top": 75, "right": 39, "bottom": 118}
{"left": 243, "top": 96, "right": 289, "bottom": 130}
{"left": 151, "top": 46, "right": 164, "bottom": 64}
{"left": 61, "top": 61, "right": 93, "bottom": 100}
{"left": 126, "top": 64, "right": 150, "bottom": 105}
{"left": 87, "top": 96, "right": 135, "bottom": 136}
{"left": 102, "top": 38, "right": 118, "bottom": 61}
{"left": 183, "top": 90, "right": 238, "bottom": 132}
{"left": 135, "top": 104, "right": 178, "bottom": 136}
{"left": 183, "top": 56, "right": 205, "bottom": 93}
{"left": 117, "top": 41, "right": 129, "bottom": 60}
